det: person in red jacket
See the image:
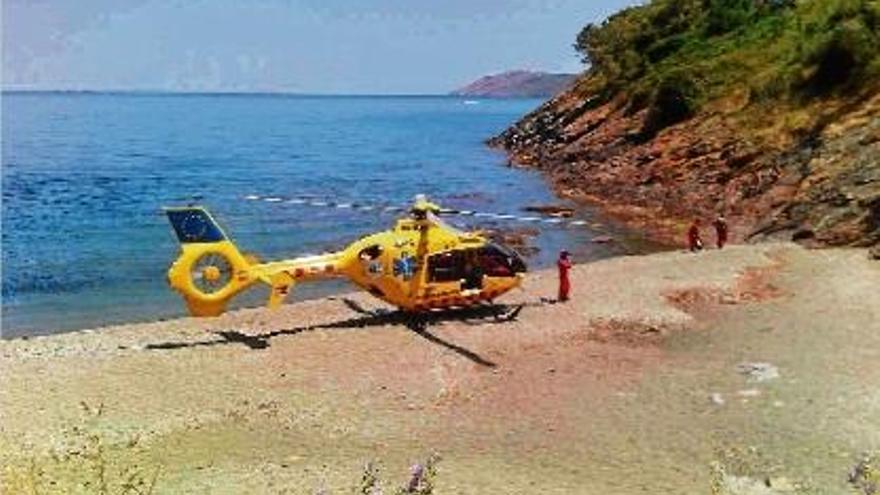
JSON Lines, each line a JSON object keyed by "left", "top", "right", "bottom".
{"left": 713, "top": 215, "right": 729, "bottom": 249}
{"left": 557, "top": 250, "right": 572, "bottom": 302}
{"left": 687, "top": 219, "right": 704, "bottom": 252}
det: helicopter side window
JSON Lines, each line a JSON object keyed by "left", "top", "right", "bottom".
{"left": 358, "top": 245, "right": 383, "bottom": 261}
{"left": 427, "top": 251, "right": 465, "bottom": 283}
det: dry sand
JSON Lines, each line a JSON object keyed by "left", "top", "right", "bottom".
{"left": 2, "top": 243, "right": 879, "bottom": 494}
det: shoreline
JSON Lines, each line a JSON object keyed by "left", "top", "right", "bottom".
{"left": 2, "top": 219, "right": 672, "bottom": 340}
{"left": 496, "top": 145, "right": 756, "bottom": 249}
{"left": 540, "top": 175, "right": 705, "bottom": 247}
{"left": 0, "top": 279, "right": 357, "bottom": 341}
{"left": 3, "top": 243, "right": 878, "bottom": 492}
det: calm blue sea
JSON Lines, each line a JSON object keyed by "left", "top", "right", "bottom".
{"left": 2, "top": 92, "right": 657, "bottom": 337}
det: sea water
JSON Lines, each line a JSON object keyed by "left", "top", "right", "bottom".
{"left": 2, "top": 93, "right": 658, "bottom": 337}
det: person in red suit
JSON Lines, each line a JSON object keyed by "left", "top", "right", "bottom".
{"left": 713, "top": 215, "right": 729, "bottom": 249}
{"left": 688, "top": 219, "right": 704, "bottom": 252}
{"left": 557, "top": 250, "right": 572, "bottom": 302}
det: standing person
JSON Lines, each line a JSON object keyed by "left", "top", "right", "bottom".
{"left": 557, "top": 250, "right": 572, "bottom": 302}
{"left": 687, "top": 219, "right": 704, "bottom": 252}
{"left": 713, "top": 215, "right": 729, "bottom": 249}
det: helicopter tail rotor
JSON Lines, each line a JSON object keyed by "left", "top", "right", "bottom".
{"left": 164, "top": 207, "right": 255, "bottom": 316}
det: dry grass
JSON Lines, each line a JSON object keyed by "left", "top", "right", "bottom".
{"left": 2, "top": 402, "right": 161, "bottom": 495}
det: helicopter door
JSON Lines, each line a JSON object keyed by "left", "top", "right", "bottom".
{"left": 427, "top": 251, "right": 465, "bottom": 284}
{"left": 461, "top": 249, "right": 483, "bottom": 290}
{"left": 426, "top": 249, "right": 483, "bottom": 291}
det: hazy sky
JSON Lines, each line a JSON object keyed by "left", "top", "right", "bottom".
{"left": 3, "top": 0, "right": 637, "bottom": 94}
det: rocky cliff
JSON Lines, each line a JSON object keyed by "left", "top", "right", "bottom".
{"left": 490, "top": 0, "right": 880, "bottom": 247}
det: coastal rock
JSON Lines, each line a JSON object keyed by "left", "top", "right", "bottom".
{"left": 523, "top": 204, "right": 575, "bottom": 217}
{"left": 485, "top": 227, "right": 540, "bottom": 255}
{"left": 489, "top": 64, "right": 880, "bottom": 249}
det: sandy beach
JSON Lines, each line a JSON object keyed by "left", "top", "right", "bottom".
{"left": 2, "top": 243, "right": 879, "bottom": 494}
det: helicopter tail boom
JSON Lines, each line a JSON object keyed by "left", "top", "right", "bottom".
{"left": 165, "top": 207, "right": 256, "bottom": 316}
{"left": 164, "top": 207, "right": 350, "bottom": 316}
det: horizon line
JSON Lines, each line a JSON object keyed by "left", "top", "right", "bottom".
{"left": 0, "top": 88, "right": 542, "bottom": 99}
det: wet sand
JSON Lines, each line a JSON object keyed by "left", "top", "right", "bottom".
{"left": 2, "top": 243, "right": 878, "bottom": 493}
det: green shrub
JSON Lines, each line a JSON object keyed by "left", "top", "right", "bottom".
{"left": 625, "top": 86, "right": 652, "bottom": 115}
{"left": 570, "top": 0, "right": 880, "bottom": 121}
{"left": 801, "top": 17, "right": 878, "bottom": 95}
{"left": 646, "top": 34, "right": 689, "bottom": 63}
{"left": 641, "top": 71, "right": 699, "bottom": 138}
{"left": 703, "top": 0, "right": 758, "bottom": 36}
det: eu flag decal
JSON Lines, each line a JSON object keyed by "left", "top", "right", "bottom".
{"left": 166, "top": 208, "right": 227, "bottom": 243}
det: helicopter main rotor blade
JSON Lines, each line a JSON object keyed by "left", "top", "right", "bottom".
{"left": 243, "top": 194, "right": 593, "bottom": 228}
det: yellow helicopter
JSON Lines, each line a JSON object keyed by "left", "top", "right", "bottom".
{"left": 164, "top": 195, "right": 527, "bottom": 317}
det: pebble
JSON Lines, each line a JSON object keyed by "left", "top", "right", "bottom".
{"left": 721, "top": 474, "right": 777, "bottom": 495}
{"left": 766, "top": 476, "right": 797, "bottom": 492}
{"left": 736, "top": 362, "right": 779, "bottom": 382}
{"left": 710, "top": 392, "right": 726, "bottom": 405}
{"left": 737, "top": 389, "right": 761, "bottom": 397}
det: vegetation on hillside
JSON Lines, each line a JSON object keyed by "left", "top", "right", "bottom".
{"left": 573, "top": 0, "right": 880, "bottom": 137}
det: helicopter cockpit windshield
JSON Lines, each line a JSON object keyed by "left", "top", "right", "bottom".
{"left": 479, "top": 243, "right": 527, "bottom": 276}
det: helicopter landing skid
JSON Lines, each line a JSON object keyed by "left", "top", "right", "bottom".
{"left": 336, "top": 297, "right": 523, "bottom": 330}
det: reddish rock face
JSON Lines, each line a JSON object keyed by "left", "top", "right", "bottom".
{"left": 490, "top": 88, "right": 880, "bottom": 248}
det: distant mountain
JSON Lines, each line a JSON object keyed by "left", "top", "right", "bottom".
{"left": 451, "top": 70, "right": 576, "bottom": 98}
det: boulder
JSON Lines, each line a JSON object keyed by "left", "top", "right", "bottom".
{"left": 523, "top": 204, "right": 575, "bottom": 217}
